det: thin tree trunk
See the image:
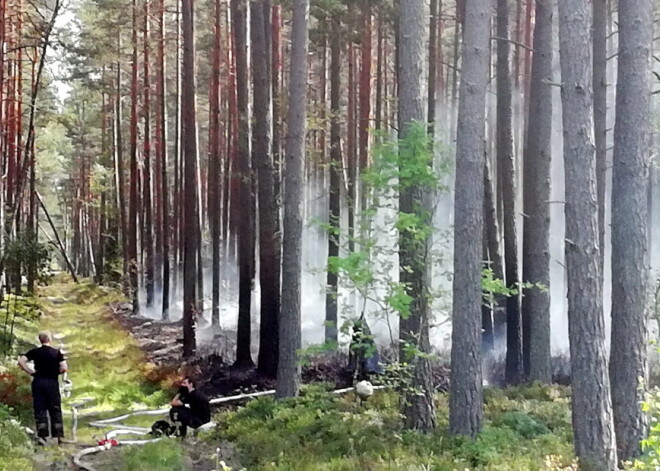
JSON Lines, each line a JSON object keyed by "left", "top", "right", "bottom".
{"left": 398, "top": 0, "right": 436, "bottom": 433}
{"left": 252, "top": 0, "right": 280, "bottom": 378}
{"left": 143, "top": 0, "right": 155, "bottom": 308}
{"left": 182, "top": 0, "right": 199, "bottom": 358}
{"left": 497, "top": 0, "right": 523, "bottom": 386}
{"left": 375, "top": 12, "right": 383, "bottom": 133}
{"left": 557, "top": 0, "right": 617, "bottom": 467}
{"left": 115, "top": 35, "right": 129, "bottom": 296}
{"left": 347, "top": 41, "right": 356, "bottom": 253}
{"left": 158, "top": 0, "right": 170, "bottom": 320}
{"left": 449, "top": 0, "right": 490, "bottom": 438}
{"left": 483, "top": 152, "right": 504, "bottom": 355}
{"left": 427, "top": 0, "right": 437, "bottom": 138}
{"left": 277, "top": 0, "right": 309, "bottom": 399}
{"left": 523, "top": 0, "right": 552, "bottom": 383}
{"left": 231, "top": 0, "right": 255, "bottom": 368}
{"left": 209, "top": 0, "right": 222, "bottom": 326}
{"left": 173, "top": 0, "right": 183, "bottom": 298}
{"left": 271, "top": 5, "right": 282, "bottom": 201}
{"left": 593, "top": 0, "right": 607, "bottom": 275}
{"left": 325, "top": 13, "right": 341, "bottom": 345}
{"left": 358, "top": 0, "right": 371, "bottom": 175}
{"left": 129, "top": 0, "right": 140, "bottom": 314}
{"left": 610, "top": 0, "right": 653, "bottom": 460}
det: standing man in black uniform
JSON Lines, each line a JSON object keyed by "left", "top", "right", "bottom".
{"left": 17, "top": 331, "right": 68, "bottom": 444}
{"left": 169, "top": 377, "right": 211, "bottom": 436}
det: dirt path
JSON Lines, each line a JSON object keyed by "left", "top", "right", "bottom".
{"left": 26, "top": 280, "right": 239, "bottom": 470}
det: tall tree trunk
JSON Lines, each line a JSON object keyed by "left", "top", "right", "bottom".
{"left": 231, "top": 0, "right": 255, "bottom": 368}
{"left": 375, "top": 11, "right": 383, "bottom": 133}
{"left": 277, "top": 0, "right": 309, "bottom": 399}
{"left": 347, "top": 41, "right": 356, "bottom": 253}
{"left": 252, "top": 0, "right": 281, "bottom": 378}
{"left": 398, "top": 0, "right": 436, "bottom": 433}
{"left": 182, "top": 0, "right": 199, "bottom": 358}
{"left": 129, "top": 0, "right": 140, "bottom": 314}
{"left": 158, "top": 0, "right": 170, "bottom": 319}
{"left": 610, "top": 0, "right": 653, "bottom": 460}
{"left": 557, "top": 0, "right": 617, "bottom": 467}
{"left": 522, "top": 0, "right": 552, "bottom": 383}
{"left": 593, "top": 0, "right": 607, "bottom": 275}
{"left": 209, "top": 0, "right": 222, "bottom": 326}
{"left": 358, "top": 0, "right": 371, "bottom": 177}
{"left": 427, "top": 0, "right": 437, "bottom": 138}
{"left": 173, "top": 0, "right": 182, "bottom": 298}
{"left": 483, "top": 152, "right": 504, "bottom": 355}
{"left": 143, "top": 0, "right": 155, "bottom": 308}
{"left": 325, "top": 14, "right": 341, "bottom": 345}
{"left": 114, "top": 45, "right": 129, "bottom": 296}
{"left": 271, "top": 5, "right": 282, "bottom": 201}
{"left": 449, "top": 13, "right": 461, "bottom": 138}
{"left": 496, "top": 0, "right": 522, "bottom": 386}
{"left": 449, "top": 0, "right": 490, "bottom": 438}
{"left": 522, "top": 0, "right": 553, "bottom": 384}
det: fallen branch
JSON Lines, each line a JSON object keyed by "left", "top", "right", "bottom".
{"left": 36, "top": 191, "right": 78, "bottom": 282}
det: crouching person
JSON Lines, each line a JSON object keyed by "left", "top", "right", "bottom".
{"left": 17, "top": 331, "right": 67, "bottom": 444}
{"left": 170, "top": 377, "right": 210, "bottom": 437}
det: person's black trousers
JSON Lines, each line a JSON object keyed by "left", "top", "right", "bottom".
{"left": 169, "top": 406, "right": 204, "bottom": 436}
{"left": 32, "top": 377, "right": 64, "bottom": 439}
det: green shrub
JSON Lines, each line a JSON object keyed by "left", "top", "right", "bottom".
{"left": 212, "top": 385, "right": 575, "bottom": 470}
{"left": 0, "top": 364, "right": 33, "bottom": 422}
{"left": 625, "top": 387, "right": 660, "bottom": 469}
{"left": 0, "top": 405, "right": 34, "bottom": 471}
{"left": 492, "top": 411, "right": 551, "bottom": 438}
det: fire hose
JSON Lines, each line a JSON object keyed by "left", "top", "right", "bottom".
{"left": 72, "top": 385, "right": 382, "bottom": 470}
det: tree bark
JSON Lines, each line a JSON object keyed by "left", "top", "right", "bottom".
{"left": 398, "top": 0, "right": 436, "bottom": 433}
{"left": 158, "top": 0, "right": 170, "bottom": 320}
{"left": 209, "top": 0, "right": 222, "bottom": 326}
{"left": 610, "top": 0, "right": 653, "bottom": 460}
{"left": 483, "top": 152, "right": 504, "bottom": 355}
{"left": 557, "top": 0, "right": 617, "bottom": 467}
{"left": 449, "top": 0, "right": 490, "bottom": 438}
{"left": 277, "top": 0, "right": 309, "bottom": 399}
{"left": 143, "top": 0, "right": 155, "bottom": 308}
{"left": 427, "top": 0, "right": 437, "bottom": 138}
{"left": 593, "top": 0, "right": 607, "bottom": 275}
{"left": 114, "top": 43, "right": 129, "bottom": 295}
{"left": 129, "top": 0, "right": 140, "bottom": 314}
{"left": 252, "top": 0, "right": 281, "bottom": 378}
{"left": 182, "top": 0, "right": 199, "bottom": 358}
{"left": 325, "top": 14, "right": 341, "bottom": 345}
{"left": 522, "top": 0, "right": 552, "bottom": 384}
{"left": 231, "top": 0, "right": 255, "bottom": 368}
{"left": 496, "top": 0, "right": 523, "bottom": 386}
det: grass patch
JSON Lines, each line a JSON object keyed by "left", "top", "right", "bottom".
{"left": 121, "top": 440, "right": 186, "bottom": 471}
{"left": 212, "top": 384, "right": 576, "bottom": 470}
{"left": 38, "top": 280, "right": 174, "bottom": 417}
{"left": 1, "top": 279, "right": 178, "bottom": 446}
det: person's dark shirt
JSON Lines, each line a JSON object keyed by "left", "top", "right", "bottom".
{"left": 25, "top": 345, "right": 64, "bottom": 380}
{"left": 177, "top": 387, "right": 211, "bottom": 424}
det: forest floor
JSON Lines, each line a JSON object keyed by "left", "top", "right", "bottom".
{"left": 0, "top": 279, "right": 241, "bottom": 470}
{"left": 2, "top": 278, "right": 634, "bottom": 470}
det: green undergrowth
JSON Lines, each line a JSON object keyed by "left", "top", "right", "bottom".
{"left": 0, "top": 405, "right": 34, "bottom": 471}
{"left": 120, "top": 440, "right": 186, "bottom": 471}
{"left": 1, "top": 278, "right": 176, "bottom": 450}
{"left": 39, "top": 281, "right": 172, "bottom": 415}
{"left": 211, "top": 383, "right": 576, "bottom": 471}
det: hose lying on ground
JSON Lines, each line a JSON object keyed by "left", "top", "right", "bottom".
{"left": 74, "top": 384, "right": 384, "bottom": 470}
